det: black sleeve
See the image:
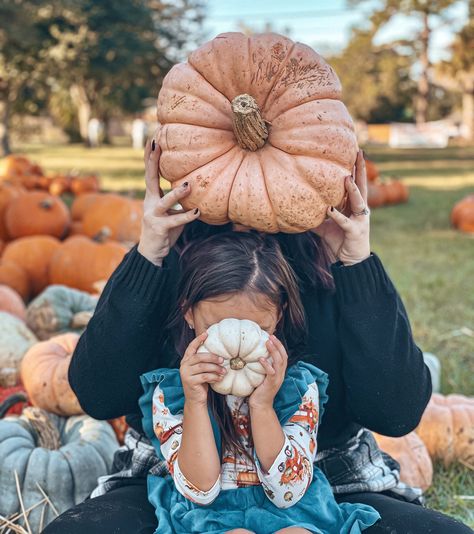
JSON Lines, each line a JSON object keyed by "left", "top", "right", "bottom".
{"left": 331, "top": 253, "right": 432, "bottom": 437}
{"left": 68, "top": 246, "right": 179, "bottom": 420}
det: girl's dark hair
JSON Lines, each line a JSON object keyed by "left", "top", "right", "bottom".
{"left": 168, "top": 229, "right": 320, "bottom": 464}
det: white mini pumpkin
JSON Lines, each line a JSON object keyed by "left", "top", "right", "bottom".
{"left": 197, "top": 318, "right": 269, "bottom": 396}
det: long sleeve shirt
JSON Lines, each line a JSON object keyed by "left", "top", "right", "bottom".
{"left": 68, "top": 246, "right": 432, "bottom": 451}
{"left": 151, "top": 381, "right": 320, "bottom": 508}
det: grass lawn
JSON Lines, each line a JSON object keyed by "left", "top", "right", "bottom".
{"left": 12, "top": 141, "right": 474, "bottom": 527}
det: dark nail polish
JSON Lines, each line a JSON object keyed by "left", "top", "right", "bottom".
{"left": 151, "top": 139, "right": 156, "bottom": 151}
{"left": 330, "top": 206, "right": 334, "bottom": 212}
{"left": 194, "top": 208, "right": 199, "bottom": 214}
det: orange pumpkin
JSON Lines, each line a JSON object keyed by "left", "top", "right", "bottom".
{"left": 0, "top": 183, "right": 26, "bottom": 240}
{"left": 451, "top": 194, "right": 474, "bottom": 234}
{"left": 367, "top": 182, "right": 386, "bottom": 209}
{"left": 3, "top": 235, "right": 61, "bottom": 296}
{"left": 364, "top": 157, "right": 379, "bottom": 183}
{"left": 0, "top": 155, "right": 44, "bottom": 181}
{"left": 70, "top": 175, "right": 100, "bottom": 195}
{"left": 48, "top": 175, "right": 72, "bottom": 196}
{"left": 157, "top": 32, "right": 358, "bottom": 233}
{"left": 415, "top": 393, "right": 474, "bottom": 466}
{"left": 81, "top": 195, "right": 143, "bottom": 243}
{"left": 0, "top": 260, "right": 31, "bottom": 300}
{"left": 20, "top": 333, "right": 83, "bottom": 416}
{"left": 0, "top": 285, "right": 26, "bottom": 320}
{"left": 70, "top": 192, "right": 104, "bottom": 221}
{"left": 373, "top": 431, "right": 433, "bottom": 491}
{"left": 5, "top": 191, "right": 70, "bottom": 239}
{"left": 381, "top": 180, "right": 409, "bottom": 206}
{"left": 49, "top": 235, "right": 128, "bottom": 293}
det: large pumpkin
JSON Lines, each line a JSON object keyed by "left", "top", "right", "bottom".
{"left": 26, "top": 285, "right": 97, "bottom": 340}
{"left": 157, "top": 32, "right": 358, "bottom": 233}
{"left": 451, "top": 194, "right": 474, "bottom": 234}
{"left": 5, "top": 191, "right": 70, "bottom": 239}
{"left": 3, "top": 235, "right": 61, "bottom": 296}
{"left": 0, "top": 311, "right": 37, "bottom": 387}
{"left": 21, "top": 333, "right": 83, "bottom": 415}
{"left": 197, "top": 318, "right": 269, "bottom": 396}
{"left": 81, "top": 194, "right": 143, "bottom": 243}
{"left": 0, "top": 260, "right": 31, "bottom": 301}
{"left": 70, "top": 192, "right": 103, "bottom": 221}
{"left": 415, "top": 393, "right": 474, "bottom": 467}
{"left": 0, "top": 407, "right": 118, "bottom": 531}
{"left": 372, "top": 431, "right": 433, "bottom": 491}
{"left": 49, "top": 235, "right": 128, "bottom": 293}
{"left": 0, "top": 183, "right": 26, "bottom": 240}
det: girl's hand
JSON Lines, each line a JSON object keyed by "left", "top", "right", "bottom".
{"left": 249, "top": 335, "right": 288, "bottom": 410}
{"left": 312, "top": 150, "right": 371, "bottom": 266}
{"left": 180, "top": 332, "right": 227, "bottom": 407}
{"left": 137, "top": 134, "right": 200, "bottom": 266}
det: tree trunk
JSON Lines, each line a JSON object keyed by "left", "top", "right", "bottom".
{"left": 416, "top": 11, "right": 430, "bottom": 125}
{"left": 70, "top": 84, "right": 91, "bottom": 145}
{"left": 0, "top": 98, "right": 11, "bottom": 156}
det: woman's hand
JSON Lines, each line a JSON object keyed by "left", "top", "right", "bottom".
{"left": 180, "top": 332, "right": 227, "bottom": 407}
{"left": 312, "top": 150, "right": 371, "bottom": 266}
{"left": 249, "top": 335, "right": 288, "bottom": 409}
{"left": 137, "top": 134, "right": 200, "bottom": 266}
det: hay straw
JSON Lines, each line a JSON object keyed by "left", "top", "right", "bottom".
{"left": 13, "top": 472, "right": 31, "bottom": 534}
{"left": 35, "top": 483, "right": 59, "bottom": 517}
{"left": 0, "top": 514, "right": 28, "bottom": 534}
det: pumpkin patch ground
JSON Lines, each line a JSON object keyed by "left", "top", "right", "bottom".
{"left": 0, "top": 141, "right": 473, "bottom": 528}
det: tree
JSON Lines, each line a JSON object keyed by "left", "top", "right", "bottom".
{"left": 328, "top": 29, "right": 415, "bottom": 123}
{"left": 436, "top": 0, "right": 474, "bottom": 140}
{"left": 352, "top": 0, "right": 459, "bottom": 124}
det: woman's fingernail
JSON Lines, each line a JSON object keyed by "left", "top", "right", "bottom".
{"left": 151, "top": 139, "right": 156, "bottom": 151}
{"left": 182, "top": 181, "right": 188, "bottom": 189}
{"left": 218, "top": 357, "right": 224, "bottom": 363}
{"left": 330, "top": 206, "right": 334, "bottom": 212}
{"left": 194, "top": 208, "right": 199, "bottom": 215}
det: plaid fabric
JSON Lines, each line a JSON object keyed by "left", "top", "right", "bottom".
{"left": 91, "top": 427, "right": 423, "bottom": 504}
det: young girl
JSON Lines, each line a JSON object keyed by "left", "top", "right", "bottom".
{"left": 139, "top": 232, "right": 380, "bottom": 534}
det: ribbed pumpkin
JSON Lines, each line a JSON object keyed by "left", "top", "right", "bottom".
{"left": 0, "top": 408, "right": 118, "bottom": 532}
{"left": 373, "top": 431, "right": 433, "bottom": 491}
{"left": 70, "top": 192, "right": 102, "bottom": 221}
{"left": 26, "top": 285, "right": 97, "bottom": 340}
{"left": 451, "top": 194, "right": 474, "bottom": 234}
{"left": 0, "top": 260, "right": 31, "bottom": 301}
{"left": 49, "top": 235, "right": 127, "bottom": 293}
{"left": 3, "top": 235, "right": 61, "bottom": 296}
{"left": 0, "top": 183, "right": 26, "bottom": 240}
{"left": 20, "top": 333, "right": 83, "bottom": 415}
{"left": 0, "top": 285, "right": 26, "bottom": 320}
{"left": 5, "top": 191, "right": 71, "bottom": 239}
{"left": 415, "top": 393, "right": 474, "bottom": 467}
{"left": 81, "top": 194, "right": 143, "bottom": 243}
{"left": 0, "top": 311, "right": 37, "bottom": 387}
{"left": 157, "top": 32, "right": 358, "bottom": 233}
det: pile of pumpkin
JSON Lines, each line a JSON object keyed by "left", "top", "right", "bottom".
{"left": 0, "top": 284, "right": 128, "bottom": 532}
{"left": 365, "top": 156, "right": 410, "bottom": 209}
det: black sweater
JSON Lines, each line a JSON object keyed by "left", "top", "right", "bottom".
{"left": 68, "top": 246, "right": 432, "bottom": 451}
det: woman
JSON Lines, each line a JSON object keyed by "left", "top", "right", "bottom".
{"left": 44, "top": 143, "right": 472, "bottom": 533}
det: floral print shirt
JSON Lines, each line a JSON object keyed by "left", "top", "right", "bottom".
{"left": 151, "top": 382, "right": 320, "bottom": 508}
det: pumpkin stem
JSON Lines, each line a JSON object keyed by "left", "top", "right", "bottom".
{"left": 92, "top": 227, "right": 112, "bottom": 243}
{"left": 71, "top": 310, "right": 93, "bottom": 329}
{"left": 230, "top": 356, "right": 245, "bottom": 370}
{"left": 231, "top": 94, "right": 268, "bottom": 151}
{"left": 23, "top": 407, "right": 61, "bottom": 450}
{"left": 39, "top": 198, "right": 54, "bottom": 210}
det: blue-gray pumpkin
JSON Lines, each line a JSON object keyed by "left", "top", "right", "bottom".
{"left": 0, "top": 407, "right": 118, "bottom": 531}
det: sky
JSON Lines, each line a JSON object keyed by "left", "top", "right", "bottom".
{"left": 202, "top": 0, "right": 469, "bottom": 62}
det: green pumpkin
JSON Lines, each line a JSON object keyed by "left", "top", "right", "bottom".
{"left": 26, "top": 285, "right": 98, "bottom": 341}
{"left": 0, "top": 311, "right": 37, "bottom": 387}
{"left": 0, "top": 407, "right": 118, "bottom": 531}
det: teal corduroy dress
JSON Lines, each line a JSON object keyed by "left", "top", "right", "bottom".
{"left": 139, "top": 362, "right": 380, "bottom": 534}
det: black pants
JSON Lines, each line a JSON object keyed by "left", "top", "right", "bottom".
{"left": 43, "top": 479, "right": 473, "bottom": 534}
